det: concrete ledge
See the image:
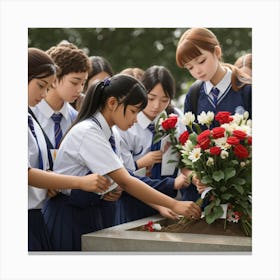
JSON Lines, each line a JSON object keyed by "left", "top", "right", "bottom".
{"left": 82, "top": 215, "right": 252, "bottom": 252}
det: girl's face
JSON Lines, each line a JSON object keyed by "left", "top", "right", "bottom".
{"left": 143, "top": 83, "right": 170, "bottom": 121}
{"left": 112, "top": 103, "right": 141, "bottom": 131}
{"left": 28, "top": 75, "right": 55, "bottom": 107}
{"left": 55, "top": 72, "right": 88, "bottom": 103}
{"left": 184, "top": 47, "right": 220, "bottom": 82}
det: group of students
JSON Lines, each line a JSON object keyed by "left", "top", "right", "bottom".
{"left": 28, "top": 27, "right": 252, "bottom": 251}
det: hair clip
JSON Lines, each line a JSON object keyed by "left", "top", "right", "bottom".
{"left": 103, "top": 77, "right": 111, "bottom": 86}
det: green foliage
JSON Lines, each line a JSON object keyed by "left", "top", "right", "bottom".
{"left": 28, "top": 28, "right": 252, "bottom": 98}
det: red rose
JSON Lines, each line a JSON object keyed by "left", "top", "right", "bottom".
{"left": 227, "top": 136, "right": 240, "bottom": 146}
{"left": 199, "top": 138, "right": 211, "bottom": 150}
{"left": 197, "top": 129, "right": 211, "bottom": 143}
{"left": 209, "top": 146, "right": 222, "bottom": 155}
{"left": 212, "top": 127, "right": 225, "bottom": 139}
{"left": 234, "top": 144, "right": 249, "bottom": 159}
{"left": 233, "top": 130, "right": 247, "bottom": 140}
{"left": 247, "top": 136, "right": 252, "bottom": 145}
{"left": 161, "top": 116, "right": 178, "bottom": 130}
{"left": 179, "top": 131, "right": 189, "bottom": 145}
{"left": 215, "top": 111, "right": 233, "bottom": 124}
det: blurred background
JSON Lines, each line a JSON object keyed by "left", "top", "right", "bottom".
{"left": 28, "top": 28, "right": 252, "bottom": 108}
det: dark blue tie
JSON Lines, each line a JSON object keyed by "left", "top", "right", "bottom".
{"left": 51, "top": 113, "right": 63, "bottom": 148}
{"left": 147, "top": 123, "right": 161, "bottom": 179}
{"left": 211, "top": 87, "right": 220, "bottom": 107}
{"left": 28, "top": 115, "right": 43, "bottom": 169}
{"left": 109, "top": 135, "right": 116, "bottom": 153}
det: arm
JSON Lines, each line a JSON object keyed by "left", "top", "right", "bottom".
{"left": 108, "top": 168, "right": 201, "bottom": 219}
{"left": 28, "top": 168, "right": 110, "bottom": 193}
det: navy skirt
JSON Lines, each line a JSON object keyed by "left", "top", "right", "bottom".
{"left": 28, "top": 209, "right": 52, "bottom": 251}
{"left": 43, "top": 192, "right": 103, "bottom": 251}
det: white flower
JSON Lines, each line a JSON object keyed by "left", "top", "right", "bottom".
{"left": 188, "top": 147, "right": 202, "bottom": 162}
{"left": 197, "top": 111, "right": 214, "bottom": 126}
{"left": 220, "top": 150, "right": 229, "bottom": 159}
{"left": 152, "top": 223, "right": 162, "bottom": 231}
{"left": 181, "top": 140, "right": 193, "bottom": 156}
{"left": 182, "top": 112, "right": 195, "bottom": 126}
{"left": 243, "top": 111, "right": 249, "bottom": 120}
{"left": 240, "top": 161, "right": 246, "bottom": 167}
{"left": 232, "top": 113, "right": 243, "bottom": 125}
{"left": 214, "top": 137, "right": 231, "bottom": 150}
{"left": 206, "top": 157, "right": 214, "bottom": 166}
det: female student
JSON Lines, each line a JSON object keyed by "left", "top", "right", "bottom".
{"left": 28, "top": 48, "right": 110, "bottom": 251}
{"left": 117, "top": 65, "right": 185, "bottom": 178}
{"left": 43, "top": 74, "right": 201, "bottom": 251}
{"left": 31, "top": 43, "right": 91, "bottom": 152}
{"left": 175, "top": 27, "right": 252, "bottom": 200}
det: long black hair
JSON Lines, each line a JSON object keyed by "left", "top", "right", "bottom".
{"left": 141, "top": 65, "right": 175, "bottom": 99}
{"left": 71, "top": 74, "right": 148, "bottom": 127}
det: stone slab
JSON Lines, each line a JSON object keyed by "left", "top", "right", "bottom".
{"left": 81, "top": 215, "right": 252, "bottom": 252}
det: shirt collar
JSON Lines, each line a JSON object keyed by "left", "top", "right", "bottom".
{"left": 93, "top": 111, "right": 113, "bottom": 141}
{"left": 137, "top": 111, "right": 165, "bottom": 129}
{"left": 205, "top": 67, "right": 232, "bottom": 96}
{"left": 37, "top": 99, "right": 69, "bottom": 119}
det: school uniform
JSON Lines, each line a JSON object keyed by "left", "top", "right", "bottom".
{"left": 113, "top": 126, "right": 178, "bottom": 224}
{"left": 182, "top": 68, "right": 252, "bottom": 202}
{"left": 28, "top": 112, "right": 52, "bottom": 251}
{"left": 117, "top": 111, "right": 186, "bottom": 178}
{"left": 43, "top": 111, "right": 123, "bottom": 251}
{"left": 31, "top": 99, "right": 77, "bottom": 152}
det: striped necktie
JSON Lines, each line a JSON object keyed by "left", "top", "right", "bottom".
{"left": 109, "top": 135, "right": 116, "bottom": 153}
{"left": 147, "top": 122, "right": 161, "bottom": 179}
{"left": 51, "top": 113, "right": 63, "bottom": 148}
{"left": 211, "top": 87, "right": 220, "bottom": 107}
{"left": 28, "top": 115, "right": 43, "bottom": 169}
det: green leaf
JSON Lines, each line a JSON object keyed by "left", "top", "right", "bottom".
{"left": 213, "top": 170, "right": 224, "bottom": 182}
{"left": 234, "top": 184, "right": 244, "bottom": 194}
{"left": 224, "top": 168, "right": 236, "bottom": 181}
{"left": 235, "top": 178, "right": 246, "bottom": 185}
{"left": 188, "top": 133, "right": 197, "bottom": 144}
{"left": 205, "top": 205, "right": 224, "bottom": 224}
{"left": 201, "top": 175, "right": 213, "bottom": 184}
{"left": 221, "top": 193, "right": 233, "bottom": 200}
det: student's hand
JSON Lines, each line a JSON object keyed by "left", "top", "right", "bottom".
{"left": 157, "top": 206, "right": 180, "bottom": 220}
{"left": 172, "top": 201, "right": 201, "bottom": 220}
{"left": 192, "top": 174, "right": 207, "bottom": 194}
{"left": 174, "top": 173, "right": 191, "bottom": 190}
{"left": 80, "top": 174, "right": 111, "bottom": 193}
{"left": 47, "top": 189, "right": 58, "bottom": 198}
{"left": 137, "top": 151, "right": 162, "bottom": 168}
{"left": 102, "top": 186, "right": 123, "bottom": 201}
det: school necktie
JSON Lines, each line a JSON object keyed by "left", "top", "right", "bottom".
{"left": 211, "top": 87, "right": 220, "bottom": 107}
{"left": 28, "top": 115, "right": 43, "bottom": 169}
{"left": 109, "top": 135, "right": 116, "bottom": 153}
{"left": 147, "top": 123, "right": 161, "bottom": 179}
{"left": 51, "top": 113, "right": 63, "bottom": 149}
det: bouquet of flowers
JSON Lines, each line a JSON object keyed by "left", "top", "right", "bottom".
{"left": 154, "top": 111, "right": 252, "bottom": 236}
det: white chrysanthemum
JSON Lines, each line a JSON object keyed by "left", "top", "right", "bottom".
{"left": 246, "top": 119, "right": 252, "bottom": 128}
{"left": 206, "top": 157, "right": 214, "bottom": 166}
{"left": 239, "top": 124, "right": 252, "bottom": 136}
{"left": 188, "top": 147, "right": 202, "bottom": 162}
{"left": 214, "top": 137, "right": 231, "bottom": 150}
{"left": 220, "top": 150, "right": 229, "bottom": 159}
{"left": 197, "top": 111, "right": 214, "bottom": 126}
{"left": 232, "top": 113, "right": 244, "bottom": 125}
{"left": 240, "top": 162, "right": 246, "bottom": 167}
{"left": 152, "top": 223, "right": 162, "bottom": 231}
{"left": 243, "top": 111, "right": 249, "bottom": 120}
{"left": 181, "top": 140, "right": 193, "bottom": 156}
{"left": 182, "top": 112, "right": 195, "bottom": 126}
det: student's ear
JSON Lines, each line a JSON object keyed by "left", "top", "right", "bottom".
{"left": 51, "top": 77, "right": 58, "bottom": 89}
{"left": 107, "top": 96, "right": 118, "bottom": 111}
{"left": 214, "top": 46, "right": 222, "bottom": 59}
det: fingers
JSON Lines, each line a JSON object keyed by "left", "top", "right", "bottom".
{"left": 187, "top": 203, "right": 201, "bottom": 219}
